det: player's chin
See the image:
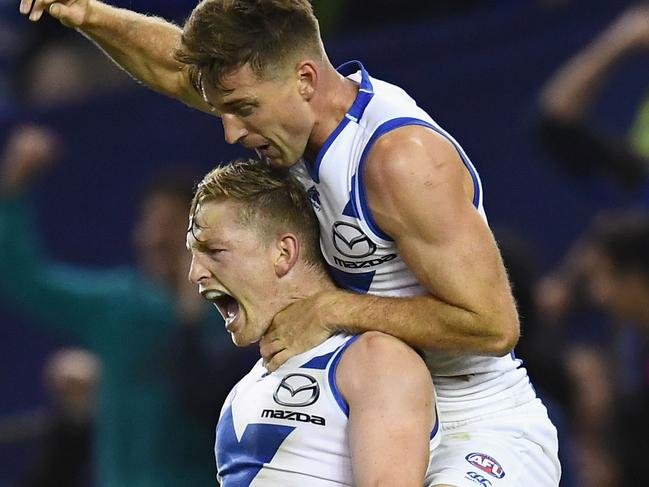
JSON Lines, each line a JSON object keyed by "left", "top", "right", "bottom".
{"left": 232, "top": 322, "right": 268, "bottom": 348}
{"left": 230, "top": 329, "right": 258, "bottom": 348}
{"left": 269, "top": 154, "right": 299, "bottom": 169}
{"left": 230, "top": 332, "right": 249, "bottom": 348}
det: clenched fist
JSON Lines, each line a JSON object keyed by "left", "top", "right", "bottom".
{"left": 0, "top": 126, "right": 61, "bottom": 195}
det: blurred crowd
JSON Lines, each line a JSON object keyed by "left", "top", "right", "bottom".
{"left": 0, "top": 124, "right": 259, "bottom": 486}
{"left": 1, "top": 1, "right": 649, "bottom": 486}
{"left": 528, "top": 4, "right": 649, "bottom": 485}
{"left": 0, "top": 0, "right": 577, "bottom": 110}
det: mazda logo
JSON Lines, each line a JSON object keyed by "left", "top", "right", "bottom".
{"left": 332, "top": 221, "right": 376, "bottom": 258}
{"left": 273, "top": 373, "right": 320, "bottom": 407}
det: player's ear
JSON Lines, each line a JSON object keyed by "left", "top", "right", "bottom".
{"left": 274, "top": 233, "right": 300, "bottom": 277}
{"left": 295, "top": 61, "right": 317, "bottom": 101}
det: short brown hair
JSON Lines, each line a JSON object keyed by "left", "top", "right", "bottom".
{"left": 189, "top": 158, "right": 323, "bottom": 268}
{"left": 175, "top": 0, "right": 322, "bottom": 93}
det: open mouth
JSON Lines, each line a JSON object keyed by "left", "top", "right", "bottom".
{"left": 202, "top": 290, "right": 240, "bottom": 329}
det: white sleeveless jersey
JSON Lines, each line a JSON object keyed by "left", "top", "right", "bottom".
{"left": 292, "top": 61, "right": 536, "bottom": 419}
{"left": 215, "top": 333, "right": 440, "bottom": 486}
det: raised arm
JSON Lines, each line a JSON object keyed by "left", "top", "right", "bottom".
{"left": 539, "top": 4, "right": 649, "bottom": 122}
{"left": 337, "top": 332, "right": 436, "bottom": 487}
{"left": 0, "top": 126, "right": 169, "bottom": 343}
{"left": 19, "top": 0, "right": 210, "bottom": 111}
{"left": 535, "top": 5, "right": 649, "bottom": 189}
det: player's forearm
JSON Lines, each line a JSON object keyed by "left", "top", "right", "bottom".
{"left": 322, "top": 290, "right": 518, "bottom": 356}
{"left": 539, "top": 27, "right": 638, "bottom": 121}
{"left": 79, "top": 1, "right": 204, "bottom": 109}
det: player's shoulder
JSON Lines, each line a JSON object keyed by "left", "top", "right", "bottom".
{"left": 369, "top": 124, "right": 457, "bottom": 167}
{"left": 363, "top": 124, "right": 465, "bottom": 209}
{"left": 336, "top": 332, "right": 431, "bottom": 403}
{"left": 340, "top": 332, "right": 427, "bottom": 377}
{"left": 348, "top": 330, "right": 416, "bottom": 356}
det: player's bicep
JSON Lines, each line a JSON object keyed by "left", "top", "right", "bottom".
{"left": 396, "top": 199, "right": 506, "bottom": 313}
{"left": 338, "top": 332, "right": 435, "bottom": 487}
{"left": 364, "top": 128, "right": 511, "bottom": 312}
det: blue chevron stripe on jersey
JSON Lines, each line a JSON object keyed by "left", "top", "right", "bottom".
{"left": 326, "top": 265, "right": 375, "bottom": 293}
{"left": 216, "top": 406, "right": 295, "bottom": 486}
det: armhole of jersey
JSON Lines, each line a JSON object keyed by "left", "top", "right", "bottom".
{"left": 353, "top": 117, "right": 483, "bottom": 243}
{"left": 327, "top": 335, "right": 362, "bottom": 418}
{"left": 430, "top": 405, "right": 440, "bottom": 442}
{"left": 327, "top": 335, "right": 441, "bottom": 444}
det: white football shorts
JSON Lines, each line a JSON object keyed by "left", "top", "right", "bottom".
{"left": 425, "top": 398, "right": 560, "bottom": 487}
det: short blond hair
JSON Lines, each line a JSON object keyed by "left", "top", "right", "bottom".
{"left": 189, "top": 158, "right": 323, "bottom": 268}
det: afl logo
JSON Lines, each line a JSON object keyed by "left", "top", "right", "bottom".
{"left": 466, "top": 453, "right": 505, "bottom": 479}
{"left": 273, "top": 374, "right": 320, "bottom": 407}
{"left": 332, "top": 222, "right": 376, "bottom": 258}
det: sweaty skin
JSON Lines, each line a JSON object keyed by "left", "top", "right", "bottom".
{"left": 261, "top": 127, "right": 518, "bottom": 370}
{"left": 21, "top": 0, "right": 520, "bottom": 373}
{"left": 187, "top": 195, "right": 436, "bottom": 487}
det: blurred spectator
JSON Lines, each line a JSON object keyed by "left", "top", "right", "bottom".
{"left": 581, "top": 210, "right": 649, "bottom": 485}
{"left": 532, "top": 209, "right": 649, "bottom": 486}
{"left": 530, "top": 8, "right": 649, "bottom": 476}
{"left": 0, "top": 125, "right": 253, "bottom": 486}
{"left": 536, "top": 3, "right": 649, "bottom": 192}
{"left": 495, "top": 228, "right": 577, "bottom": 487}
{"left": 0, "top": 348, "right": 100, "bottom": 487}
{"left": 496, "top": 229, "right": 572, "bottom": 406}
{"left": 0, "top": 1, "right": 21, "bottom": 109}
{"left": 563, "top": 344, "right": 620, "bottom": 487}
{"left": 11, "top": 15, "right": 132, "bottom": 107}
{"left": 5, "top": 1, "right": 201, "bottom": 108}
{"left": 585, "top": 211, "right": 649, "bottom": 326}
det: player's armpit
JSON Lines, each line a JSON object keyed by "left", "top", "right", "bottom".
{"left": 337, "top": 332, "right": 436, "bottom": 487}
{"left": 363, "top": 126, "right": 519, "bottom": 354}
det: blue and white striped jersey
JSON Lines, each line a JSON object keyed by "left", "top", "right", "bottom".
{"left": 215, "top": 333, "right": 439, "bottom": 486}
{"left": 292, "top": 61, "right": 535, "bottom": 418}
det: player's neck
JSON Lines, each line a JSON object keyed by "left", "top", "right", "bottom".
{"left": 304, "top": 69, "right": 359, "bottom": 161}
{"left": 280, "top": 264, "right": 337, "bottom": 303}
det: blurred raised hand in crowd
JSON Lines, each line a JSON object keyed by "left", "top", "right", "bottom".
{"left": 533, "top": 7, "right": 649, "bottom": 484}
{"left": 0, "top": 124, "right": 256, "bottom": 486}
{"left": 0, "top": 348, "right": 100, "bottom": 487}
{"left": 537, "top": 3, "right": 649, "bottom": 190}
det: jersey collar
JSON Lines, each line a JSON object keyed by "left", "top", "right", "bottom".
{"left": 303, "top": 60, "right": 375, "bottom": 183}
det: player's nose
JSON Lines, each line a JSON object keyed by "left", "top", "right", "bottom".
{"left": 188, "top": 253, "right": 210, "bottom": 284}
{"left": 221, "top": 114, "right": 248, "bottom": 145}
